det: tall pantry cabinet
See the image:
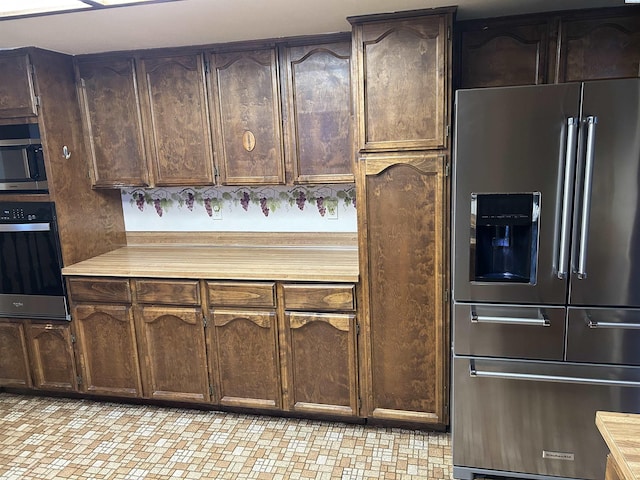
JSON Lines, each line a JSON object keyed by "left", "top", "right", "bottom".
{"left": 350, "top": 9, "right": 453, "bottom": 427}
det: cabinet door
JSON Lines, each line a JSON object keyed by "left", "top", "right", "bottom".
{"left": 282, "top": 40, "right": 354, "bottom": 183}
{"left": 457, "top": 19, "right": 551, "bottom": 88}
{"left": 0, "top": 320, "right": 32, "bottom": 388}
{"left": 359, "top": 153, "right": 448, "bottom": 425}
{"left": 76, "top": 57, "right": 149, "bottom": 187}
{"left": 211, "top": 48, "right": 285, "bottom": 184}
{"left": 209, "top": 309, "right": 281, "bottom": 409}
{"left": 559, "top": 11, "right": 640, "bottom": 82}
{"left": 140, "top": 54, "right": 215, "bottom": 186}
{"left": 73, "top": 304, "right": 142, "bottom": 397}
{"left": 0, "top": 52, "right": 38, "bottom": 118}
{"left": 285, "top": 312, "right": 358, "bottom": 417}
{"left": 352, "top": 14, "right": 450, "bottom": 152}
{"left": 135, "top": 306, "right": 210, "bottom": 403}
{"left": 26, "top": 322, "right": 78, "bottom": 391}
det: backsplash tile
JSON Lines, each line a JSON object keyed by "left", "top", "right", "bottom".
{"left": 121, "top": 185, "right": 357, "bottom": 232}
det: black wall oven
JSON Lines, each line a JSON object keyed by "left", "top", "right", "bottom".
{"left": 0, "top": 202, "right": 68, "bottom": 321}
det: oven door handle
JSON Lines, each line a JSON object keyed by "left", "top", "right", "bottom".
{"left": 470, "top": 311, "right": 550, "bottom": 327}
{"left": 0, "top": 223, "right": 51, "bottom": 232}
{"left": 469, "top": 362, "right": 640, "bottom": 388}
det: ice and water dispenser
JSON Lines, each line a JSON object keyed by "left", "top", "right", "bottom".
{"left": 470, "top": 193, "right": 540, "bottom": 284}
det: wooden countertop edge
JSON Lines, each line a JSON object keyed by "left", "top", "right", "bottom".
{"left": 596, "top": 411, "right": 640, "bottom": 480}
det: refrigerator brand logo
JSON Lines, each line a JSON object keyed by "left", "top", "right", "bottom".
{"left": 12, "top": 302, "right": 24, "bottom": 308}
{"left": 542, "top": 451, "right": 575, "bottom": 461}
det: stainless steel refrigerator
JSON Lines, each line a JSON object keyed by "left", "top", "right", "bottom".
{"left": 451, "top": 78, "right": 640, "bottom": 480}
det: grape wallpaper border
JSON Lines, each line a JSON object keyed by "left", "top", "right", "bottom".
{"left": 121, "top": 185, "right": 358, "bottom": 233}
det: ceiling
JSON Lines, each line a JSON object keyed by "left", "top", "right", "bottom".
{"left": 0, "top": 0, "right": 630, "bottom": 55}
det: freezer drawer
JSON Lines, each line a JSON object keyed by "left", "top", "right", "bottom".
{"left": 452, "top": 357, "right": 640, "bottom": 480}
{"left": 567, "top": 307, "right": 640, "bottom": 366}
{"left": 454, "top": 303, "right": 565, "bottom": 360}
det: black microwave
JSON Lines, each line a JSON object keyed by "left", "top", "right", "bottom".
{"left": 0, "top": 124, "right": 48, "bottom": 192}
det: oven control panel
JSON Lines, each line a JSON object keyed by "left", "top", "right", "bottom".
{"left": 0, "top": 202, "right": 54, "bottom": 223}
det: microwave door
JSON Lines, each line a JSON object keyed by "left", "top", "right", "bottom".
{"left": 453, "top": 83, "right": 581, "bottom": 304}
{"left": 0, "top": 146, "right": 31, "bottom": 183}
{"left": 569, "top": 78, "right": 640, "bottom": 307}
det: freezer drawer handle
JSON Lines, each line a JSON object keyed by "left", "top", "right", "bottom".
{"left": 468, "top": 361, "right": 640, "bottom": 387}
{"left": 577, "top": 115, "right": 598, "bottom": 280}
{"left": 557, "top": 117, "right": 578, "bottom": 279}
{"left": 588, "top": 321, "right": 640, "bottom": 330}
{"left": 470, "top": 312, "right": 550, "bottom": 327}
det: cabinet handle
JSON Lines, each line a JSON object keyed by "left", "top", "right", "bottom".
{"left": 470, "top": 312, "right": 550, "bottom": 327}
{"left": 62, "top": 145, "right": 71, "bottom": 159}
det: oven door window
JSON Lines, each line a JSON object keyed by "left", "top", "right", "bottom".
{"left": 0, "top": 225, "right": 64, "bottom": 296}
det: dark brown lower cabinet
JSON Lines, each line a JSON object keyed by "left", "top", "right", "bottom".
{"left": 26, "top": 322, "right": 78, "bottom": 392}
{"left": 135, "top": 306, "right": 210, "bottom": 403}
{"left": 72, "top": 304, "right": 142, "bottom": 397}
{"left": 358, "top": 153, "right": 449, "bottom": 426}
{"left": 0, "top": 319, "right": 32, "bottom": 388}
{"left": 209, "top": 309, "right": 281, "bottom": 409}
{"left": 284, "top": 312, "right": 358, "bottom": 417}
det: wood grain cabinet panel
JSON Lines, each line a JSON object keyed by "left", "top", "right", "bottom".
{"left": 139, "top": 53, "right": 215, "bottom": 186}
{"left": 75, "top": 57, "right": 149, "bottom": 187}
{"left": 209, "top": 309, "right": 281, "bottom": 409}
{"left": 351, "top": 12, "right": 451, "bottom": 152}
{"left": 281, "top": 39, "right": 354, "bottom": 183}
{"left": 359, "top": 154, "right": 448, "bottom": 426}
{"left": 135, "top": 306, "right": 209, "bottom": 402}
{"left": 72, "top": 304, "right": 142, "bottom": 397}
{"left": 134, "top": 279, "right": 200, "bottom": 306}
{"left": 207, "top": 282, "right": 275, "bottom": 308}
{"left": 0, "top": 320, "right": 32, "bottom": 388}
{"left": 26, "top": 322, "right": 78, "bottom": 392}
{"left": 282, "top": 284, "right": 355, "bottom": 311}
{"left": 559, "top": 11, "right": 640, "bottom": 82}
{"left": 210, "top": 48, "right": 285, "bottom": 184}
{"left": 0, "top": 52, "right": 38, "bottom": 118}
{"left": 284, "top": 312, "right": 358, "bottom": 417}
{"left": 457, "top": 19, "right": 551, "bottom": 88}
{"left": 68, "top": 277, "right": 131, "bottom": 304}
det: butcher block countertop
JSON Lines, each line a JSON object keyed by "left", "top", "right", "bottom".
{"left": 61, "top": 233, "right": 359, "bottom": 282}
{"left": 596, "top": 411, "right": 640, "bottom": 480}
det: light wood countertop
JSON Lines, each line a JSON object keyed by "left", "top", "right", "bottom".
{"left": 61, "top": 244, "right": 359, "bottom": 282}
{"left": 596, "top": 411, "right": 640, "bottom": 480}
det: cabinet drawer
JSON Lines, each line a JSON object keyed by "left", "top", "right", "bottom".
{"left": 208, "top": 282, "right": 275, "bottom": 308}
{"left": 282, "top": 284, "right": 355, "bottom": 311}
{"left": 68, "top": 278, "right": 131, "bottom": 304}
{"left": 134, "top": 280, "right": 200, "bottom": 306}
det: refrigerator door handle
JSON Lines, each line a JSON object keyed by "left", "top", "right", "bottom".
{"left": 468, "top": 361, "right": 640, "bottom": 387}
{"left": 470, "top": 311, "right": 551, "bottom": 327}
{"left": 577, "top": 115, "right": 598, "bottom": 279}
{"left": 588, "top": 320, "right": 640, "bottom": 330}
{"left": 557, "top": 117, "right": 578, "bottom": 279}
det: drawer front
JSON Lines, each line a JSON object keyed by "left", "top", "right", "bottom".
{"left": 453, "top": 303, "right": 565, "bottom": 361}
{"left": 68, "top": 278, "right": 131, "bottom": 304}
{"left": 282, "top": 284, "right": 355, "bottom": 311}
{"left": 208, "top": 282, "right": 275, "bottom": 308}
{"left": 135, "top": 280, "right": 200, "bottom": 306}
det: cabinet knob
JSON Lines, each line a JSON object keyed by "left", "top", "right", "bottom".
{"left": 62, "top": 145, "right": 71, "bottom": 159}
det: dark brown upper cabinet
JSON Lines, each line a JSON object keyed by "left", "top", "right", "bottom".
{"left": 350, "top": 10, "right": 452, "bottom": 153}
{"left": 281, "top": 38, "right": 354, "bottom": 184}
{"left": 76, "top": 57, "right": 150, "bottom": 187}
{"left": 209, "top": 48, "right": 285, "bottom": 185}
{"left": 456, "top": 18, "right": 553, "bottom": 89}
{"left": 558, "top": 9, "right": 640, "bottom": 83}
{"left": 456, "top": 6, "right": 640, "bottom": 89}
{"left": 139, "top": 53, "right": 215, "bottom": 186}
{"left": 0, "top": 51, "right": 38, "bottom": 118}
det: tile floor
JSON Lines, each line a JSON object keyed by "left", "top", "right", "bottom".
{"left": 0, "top": 393, "right": 453, "bottom": 480}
